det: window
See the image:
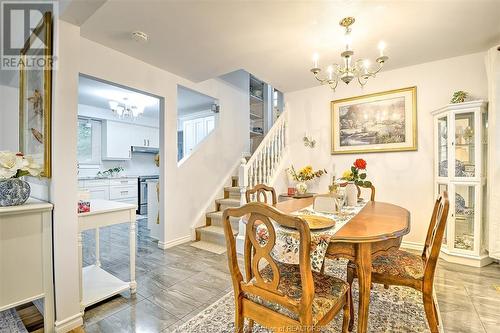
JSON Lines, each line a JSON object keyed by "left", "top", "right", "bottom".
{"left": 78, "top": 118, "right": 101, "bottom": 165}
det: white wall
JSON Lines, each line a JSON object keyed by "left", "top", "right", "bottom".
{"left": 50, "top": 20, "right": 82, "bottom": 331}
{"left": 0, "top": 84, "right": 19, "bottom": 151}
{"left": 283, "top": 52, "right": 488, "bottom": 245}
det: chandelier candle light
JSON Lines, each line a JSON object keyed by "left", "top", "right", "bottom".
{"left": 310, "top": 17, "right": 389, "bottom": 90}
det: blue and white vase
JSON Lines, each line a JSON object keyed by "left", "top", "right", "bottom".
{"left": 0, "top": 178, "right": 31, "bottom": 207}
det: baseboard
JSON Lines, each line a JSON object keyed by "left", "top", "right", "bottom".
{"left": 54, "top": 312, "right": 83, "bottom": 333}
{"left": 158, "top": 235, "right": 192, "bottom": 250}
{"left": 401, "top": 241, "right": 424, "bottom": 251}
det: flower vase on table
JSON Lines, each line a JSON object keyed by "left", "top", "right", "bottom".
{"left": 0, "top": 151, "right": 42, "bottom": 207}
{"left": 339, "top": 158, "right": 372, "bottom": 207}
{"left": 295, "top": 181, "right": 308, "bottom": 195}
{"left": 345, "top": 182, "right": 358, "bottom": 206}
{"left": 288, "top": 165, "right": 327, "bottom": 196}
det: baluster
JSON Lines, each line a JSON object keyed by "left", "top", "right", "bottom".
{"left": 262, "top": 148, "right": 266, "bottom": 184}
{"left": 270, "top": 137, "right": 275, "bottom": 173}
{"left": 260, "top": 150, "right": 266, "bottom": 184}
{"left": 248, "top": 165, "right": 253, "bottom": 189}
{"left": 267, "top": 142, "right": 271, "bottom": 183}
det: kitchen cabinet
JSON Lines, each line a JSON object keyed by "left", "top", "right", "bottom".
{"left": 102, "top": 121, "right": 159, "bottom": 160}
{"left": 132, "top": 125, "right": 159, "bottom": 148}
{"left": 102, "top": 121, "right": 132, "bottom": 160}
{"left": 79, "top": 177, "right": 138, "bottom": 205}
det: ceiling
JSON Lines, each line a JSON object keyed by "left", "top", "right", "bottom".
{"left": 78, "top": 75, "right": 160, "bottom": 118}
{"left": 66, "top": 1, "right": 500, "bottom": 92}
{"left": 177, "top": 86, "right": 217, "bottom": 116}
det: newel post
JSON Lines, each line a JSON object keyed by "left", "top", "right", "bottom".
{"left": 236, "top": 157, "right": 248, "bottom": 254}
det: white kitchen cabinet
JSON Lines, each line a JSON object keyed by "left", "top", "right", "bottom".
{"left": 132, "top": 125, "right": 159, "bottom": 148}
{"left": 102, "top": 121, "right": 132, "bottom": 160}
{"left": 87, "top": 186, "right": 110, "bottom": 200}
{"left": 79, "top": 177, "right": 138, "bottom": 204}
{"left": 109, "top": 185, "right": 138, "bottom": 200}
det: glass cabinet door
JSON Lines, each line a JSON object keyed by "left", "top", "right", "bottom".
{"left": 437, "top": 116, "right": 448, "bottom": 177}
{"left": 454, "top": 184, "right": 476, "bottom": 251}
{"left": 454, "top": 112, "right": 475, "bottom": 178}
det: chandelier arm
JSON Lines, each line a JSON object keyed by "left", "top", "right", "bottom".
{"left": 328, "top": 78, "right": 339, "bottom": 91}
{"left": 357, "top": 74, "right": 368, "bottom": 87}
{"left": 367, "top": 61, "right": 385, "bottom": 77}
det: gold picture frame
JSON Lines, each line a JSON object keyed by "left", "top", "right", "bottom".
{"left": 331, "top": 86, "right": 417, "bottom": 155}
{"left": 19, "top": 12, "right": 53, "bottom": 177}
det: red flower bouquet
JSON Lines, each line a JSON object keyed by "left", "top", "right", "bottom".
{"left": 340, "top": 158, "right": 372, "bottom": 188}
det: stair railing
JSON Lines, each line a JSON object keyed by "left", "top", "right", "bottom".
{"left": 238, "top": 111, "right": 288, "bottom": 205}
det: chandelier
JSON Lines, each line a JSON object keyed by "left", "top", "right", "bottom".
{"left": 310, "top": 17, "right": 389, "bottom": 90}
{"left": 108, "top": 97, "right": 145, "bottom": 119}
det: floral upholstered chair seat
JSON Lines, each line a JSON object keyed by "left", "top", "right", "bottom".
{"left": 244, "top": 262, "right": 349, "bottom": 324}
{"left": 349, "top": 249, "right": 424, "bottom": 280}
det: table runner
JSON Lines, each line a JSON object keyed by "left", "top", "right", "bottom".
{"left": 256, "top": 200, "right": 368, "bottom": 272}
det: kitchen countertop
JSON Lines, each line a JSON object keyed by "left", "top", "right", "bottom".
{"left": 78, "top": 175, "right": 141, "bottom": 180}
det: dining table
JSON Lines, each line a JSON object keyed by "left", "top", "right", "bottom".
{"left": 273, "top": 197, "right": 411, "bottom": 333}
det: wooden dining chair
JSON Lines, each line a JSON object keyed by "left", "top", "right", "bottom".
{"left": 361, "top": 184, "right": 376, "bottom": 202}
{"left": 346, "top": 192, "right": 449, "bottom": 332}
{"left": 339, "top": 183, "right": 376, "bottom": 201}
{"left": 245, "top": 184, "right": 277, "bottom": 205}
{"left": 223, "top": 202, "right": 351, "bottom": 332}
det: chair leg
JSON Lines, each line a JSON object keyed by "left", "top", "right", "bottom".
{"left": 235, "top": 295, "right": 244, "bottom": 333}
{"left": 342, "top": 292, "right": 351, "bottom": 333}
{"left": 423, "top": 294, "right": 439, "bottom": 333}
{"left": 346, "top": 266, "right": 355, "bottom": 331}
{"left": 384, "top": 284, "right": 389, "bottom": 289}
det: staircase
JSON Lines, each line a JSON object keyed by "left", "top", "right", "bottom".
{"left": 190, "top": 111, "right": 289, "bottom": 254}
{"left": 190, "top": 176, "right": 243, "bottom": 254}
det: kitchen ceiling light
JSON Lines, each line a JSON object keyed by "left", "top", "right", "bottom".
{"left": 109, "top": 98, "right": 145, "bottom": 119}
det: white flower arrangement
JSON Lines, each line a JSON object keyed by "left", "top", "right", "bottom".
{"left": 0, "top": 151, "right": 42, "bottom": 180}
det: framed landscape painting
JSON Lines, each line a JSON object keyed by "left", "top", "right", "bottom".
{"left": 19, "top": 12, "right": 53, "bottom": 177}
{"left": 331, "top": 86, "right": 417, "bottom": 154}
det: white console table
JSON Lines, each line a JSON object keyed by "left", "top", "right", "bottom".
{"left": 0, "top": 199, "right": 54, "bottom": 332}
{"left": 78, "top": 199, "right": 137, "bottom": 309}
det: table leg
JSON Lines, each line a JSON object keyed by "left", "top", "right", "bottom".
{"left": 77, "top": 231, "right": 84, "bottom": 312}
{"left": 95, "top": 227, "right": 101, "bottom": 267}
{"left": 129, "top": 219, "right": 137, "bottom": 293}
{"left": 356, "top": 243, "right": 372, "bottom": 333}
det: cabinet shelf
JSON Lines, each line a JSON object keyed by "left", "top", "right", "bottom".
{"left": 250, "top": 94, "right": 264, "bottom": 103}
{"left": 250, "top": 112, "right": 263, "bottom": 120}
{"left": 250, "top": 130, "right": 263, "bottom": 138}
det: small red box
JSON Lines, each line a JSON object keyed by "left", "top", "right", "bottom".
{"left": 287, "top": 187, "right": 296, "bottom": 196}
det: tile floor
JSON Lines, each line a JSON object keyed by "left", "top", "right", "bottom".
{"left": 82, "top": 219, "right": 500, "bottom": 333}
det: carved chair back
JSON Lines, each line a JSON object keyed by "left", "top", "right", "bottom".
{"left": 421, "top": 191, "right": 449, "bottom": 282}
{"left": 359, "top": 184, "right": 376, "bottom": 201}
{"left": 245, "top": 184, "right": 277, "bottom": 205}
{"left": 222, "top": 202, "right": 314, "bottom": 323}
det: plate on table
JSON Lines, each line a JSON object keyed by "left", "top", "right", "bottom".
{"left": 296, "top": 215, "right": 336, "bottom": 230}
